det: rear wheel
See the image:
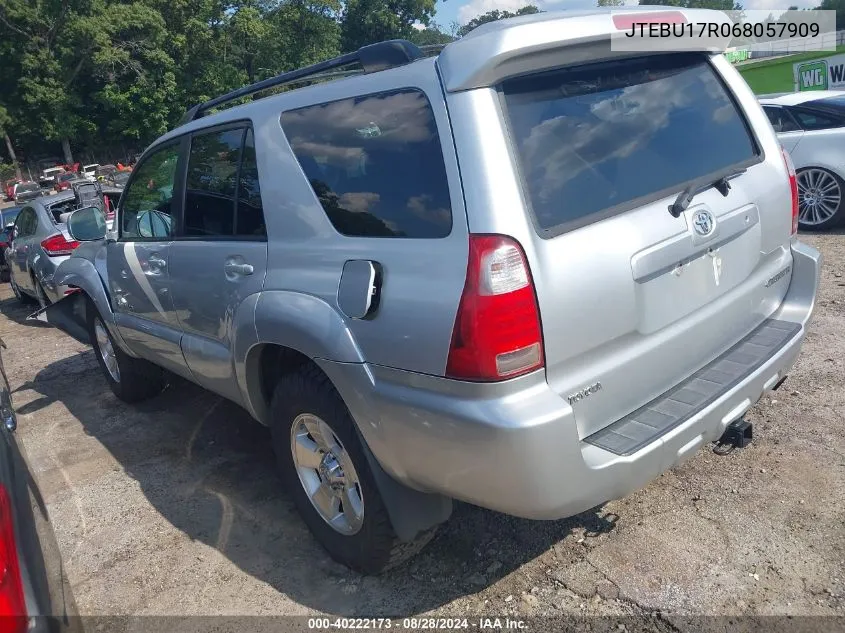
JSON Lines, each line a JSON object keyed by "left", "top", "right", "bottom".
{"left": 270, "top": 364, "right": 436, "bottom": 574}
{"left": 797, "top": 167, "right": 844, "bottom": 231}
{"left": 87, "top": 302, "right": 165, "bottom": 403}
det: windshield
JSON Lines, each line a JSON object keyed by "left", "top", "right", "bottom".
{"left": 17, "top": 183, "right": 39, "bottom": 193}
{"left": 501, "top": 53, "right": 760, "bottom": 234}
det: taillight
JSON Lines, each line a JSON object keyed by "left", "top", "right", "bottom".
{"left": 0, "top": 484, "right": 27, "bottom": 632}
{"left": 446, "top": 235, "right": 544, "bottom": 381}
{"left": 782, "top": 147, "right": 799, "bottom": 235}
{"left": 40, "top": 234, "right": 80, "bottom": 256}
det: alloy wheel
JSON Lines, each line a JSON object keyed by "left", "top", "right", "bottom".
{"left": 797, "top": 168, "right": 841, "bottom": 226}
{"left": 94, "top": 319, "right": 120, "bottom": 383}
{"left": 290, "top": 413, "right": 364, "bottom": 535}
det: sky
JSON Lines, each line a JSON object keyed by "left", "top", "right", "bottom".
{"left": 432, "top": 0, "right": 821, "bottom": 30}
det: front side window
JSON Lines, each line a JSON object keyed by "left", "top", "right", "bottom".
{"left": 502, "top": 53, "right": 760, "bottom": 234}
{"left": 120, "top": 143, "right": 180, "bottom": 240}
{"left": 280, "top": 88, "right": 453, "bottom": 239}
{"left": 763, "top": 106, "right": 800, "bottom": 133}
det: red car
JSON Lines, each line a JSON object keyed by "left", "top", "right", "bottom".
{"left": 54, "top": 172, "right": 80, "bottom": 192}
{"left": 3, "top": 179, "right": 21, "bottom": 202}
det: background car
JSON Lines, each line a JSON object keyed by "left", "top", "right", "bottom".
{"left": 0, "top": 336, "right": 83, "bottom": 631}
{"left": 4, "top": 179, "right": 21, "bottom": 201}
{"left": 7, "top": 192, "right": 81, "bottom": 307}
{"left": 13, "top": 182, "right": 43, "bottom": 204}
{"left": 0, "top": 209, "right": 19, "bottom": 283}
{"left": 106, "top": 171, "right": 130, "bottom": 188}
{"left": 80, "top": 164, "right": 99, "bottom": 181}
{"left": 94, "top": 164, "right": 116, "bottom": 181}
{"left": 54, "top": 172, "right": 82, "bottom": 193}
{"left": 38, "top": 167, "right": 65, "bottom": 190}
{"left": 760, "top": 90, "right": 845, "bottom": 230}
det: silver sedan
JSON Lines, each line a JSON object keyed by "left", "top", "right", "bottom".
{"left": 760, "top": 90, "right": 845, "bottom": 231}
{"left": 6, "top": 192, "right": 81, "bottom": 307}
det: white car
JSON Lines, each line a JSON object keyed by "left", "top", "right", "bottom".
{"left": 81, "top": 164, "right": 100, "bottom": 181}
{"left": 760, "top": 90, "right": 845, "bottom": 230}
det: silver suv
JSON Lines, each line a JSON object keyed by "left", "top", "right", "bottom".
{"left": 38, "top": 9, "right": 822, "bottom": 573}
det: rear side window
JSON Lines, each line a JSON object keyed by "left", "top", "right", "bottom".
{"left": 183, "top": 127, "right": 267, "bottom": 238}
{"left": 502, "top": 54, "right": 759, "bottom": 234}
{"left": 280, "top": 88, "right": 452, "bottom": 238}
{"left": 788, "top": 106, "right": 845, "bottom": 131}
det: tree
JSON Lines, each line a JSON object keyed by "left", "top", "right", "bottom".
{"left": 0, "top": 106, "right": 22, "bottom": 180}
{"left": 598, "top": 0, "right": 625, "bottom": 6}
{"left": 457, "top": 5, "right": 540, "bottom": 37}
{"left": 341, "top": 0, "right": 437, "bottom": 51}
{"left": 408, "top": 22, "right": 455, "bottom": 46}
{"left": 817, "top": 0, "right": 845, "bottom": 30}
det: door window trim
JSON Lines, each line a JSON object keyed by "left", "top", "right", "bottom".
{"left": 117, "top": 138, "right": 188, "bottom": 243}
{"left": 172, "top": 120, "right": 267, "bottom": 243}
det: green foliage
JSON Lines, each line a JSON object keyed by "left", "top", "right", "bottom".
{"left": 0, "top": 0, "right": 430, "bottom": 162}
{"left": 408, "top": 22, "right": 455, "bottom": 46}
{"left": 456, "top": 5, "right": 540, "bottom": 38}
{"left": 597, "top": 0, "right": 625, "bottom": 6}
{"left": 817, "top": 0, "right": 845, "bottom": 30}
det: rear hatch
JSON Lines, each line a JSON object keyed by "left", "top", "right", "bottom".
{"left": 440, "top": 14, "right": 796, "bottom": 440}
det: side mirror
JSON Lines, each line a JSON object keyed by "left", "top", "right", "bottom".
{"left": 67, "top": 206, "right": 107, "bottom": 242}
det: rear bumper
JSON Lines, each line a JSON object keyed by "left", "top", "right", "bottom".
{"left": 324, "top": 240, "right": 821, "bottom": 520}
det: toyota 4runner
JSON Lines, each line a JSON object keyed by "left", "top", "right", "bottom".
{"left": 36, "top": 8, "right": 821, "bottom": 573}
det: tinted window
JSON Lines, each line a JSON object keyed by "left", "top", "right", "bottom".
{"left": 763, "top": 106, "right": 800, "bottom": 133}
{"left": 236, "top": 129, "right": 265, "bottom": 237}
{"left": 789, "top": 106, "right": 845, "bottom": 130}
{"left": 502, "top": 54, "right": 759, "bottom": 233}
{"left": 281, "top": 89, "right": 452, "bottom": 238}
{"left": 184, "top": 128, "right": 242, "bottom": 237}
{"left": 17, "top": 183, "right": 39, "bottom": 193}
{"left": 15, "top": 209, "right": 35, "bottom": 237}
{"left": 121, "top": 143, "right": 180, "bottom": 239}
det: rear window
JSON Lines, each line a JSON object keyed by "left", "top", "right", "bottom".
{"left": 501, "top": 53, "right": 759, "bottom": 234}
{"left": 280, "top": 88, "right": 452, "bottom": 239}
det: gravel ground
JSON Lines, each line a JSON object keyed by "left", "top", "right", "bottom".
{"left": 0, "top": 229, "right": 842, "bottom": 626}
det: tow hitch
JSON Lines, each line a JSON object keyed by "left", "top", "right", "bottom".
{"left": 715, "top": 418, "right": 753, "bottom": 454}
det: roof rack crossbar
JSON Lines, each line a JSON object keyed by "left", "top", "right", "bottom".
{"left": 180, "top": 39, "right": 424, "bottom": 125}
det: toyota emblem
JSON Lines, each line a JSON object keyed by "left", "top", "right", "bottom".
{"left": 692, "top": 209, "right": 715, "bottom": 237}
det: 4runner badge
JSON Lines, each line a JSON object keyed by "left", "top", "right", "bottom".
{"left": 567, "top": 382, "right": 602, "bottom": 405}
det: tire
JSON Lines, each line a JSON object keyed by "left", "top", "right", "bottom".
{"left": 9, "top": 276, "right": 32, "bottom": 305}
{"left": 796, "top": 167, "right": 845, "bottom": 232}
{"left": 87, "top": 301, "right": 166, "bottom": 403}
{"left": 270, "top": 364, "right": 436, "bottom": 574}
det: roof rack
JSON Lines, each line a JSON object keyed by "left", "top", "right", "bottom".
{"left": 180, "top": 39, "right": 425, "bottom": 125}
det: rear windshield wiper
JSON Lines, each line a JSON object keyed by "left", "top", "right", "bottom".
{"left": 669, "top": 169, "right": 746, "bottom": 218}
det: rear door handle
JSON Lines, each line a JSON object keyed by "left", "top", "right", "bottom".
{"left": 224, "top": 262, "right": 254, "bottom": 276}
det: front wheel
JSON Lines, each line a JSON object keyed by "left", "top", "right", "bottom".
{"left": 87, "top": 303, "right": 166, "bottom": 403}
{"left": 797, "top": 167, "right": 845, "bottom": 231}
{"left": 270, "top": 364, "right": 436, "bottom": 574}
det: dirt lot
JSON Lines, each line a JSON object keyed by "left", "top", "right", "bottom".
{"left": 0, "top": 230, "right": 843, "bottom": 624}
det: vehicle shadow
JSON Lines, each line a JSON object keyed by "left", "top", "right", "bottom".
{"left": 0, "top": 294, "right": 49, "bottom": 328}
{"left": 26, "top": 351, "right": 618, "bottom": 616}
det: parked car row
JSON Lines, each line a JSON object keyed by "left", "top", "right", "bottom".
{"left": 5, "top": 183, "right": 120, "bottom": 308}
